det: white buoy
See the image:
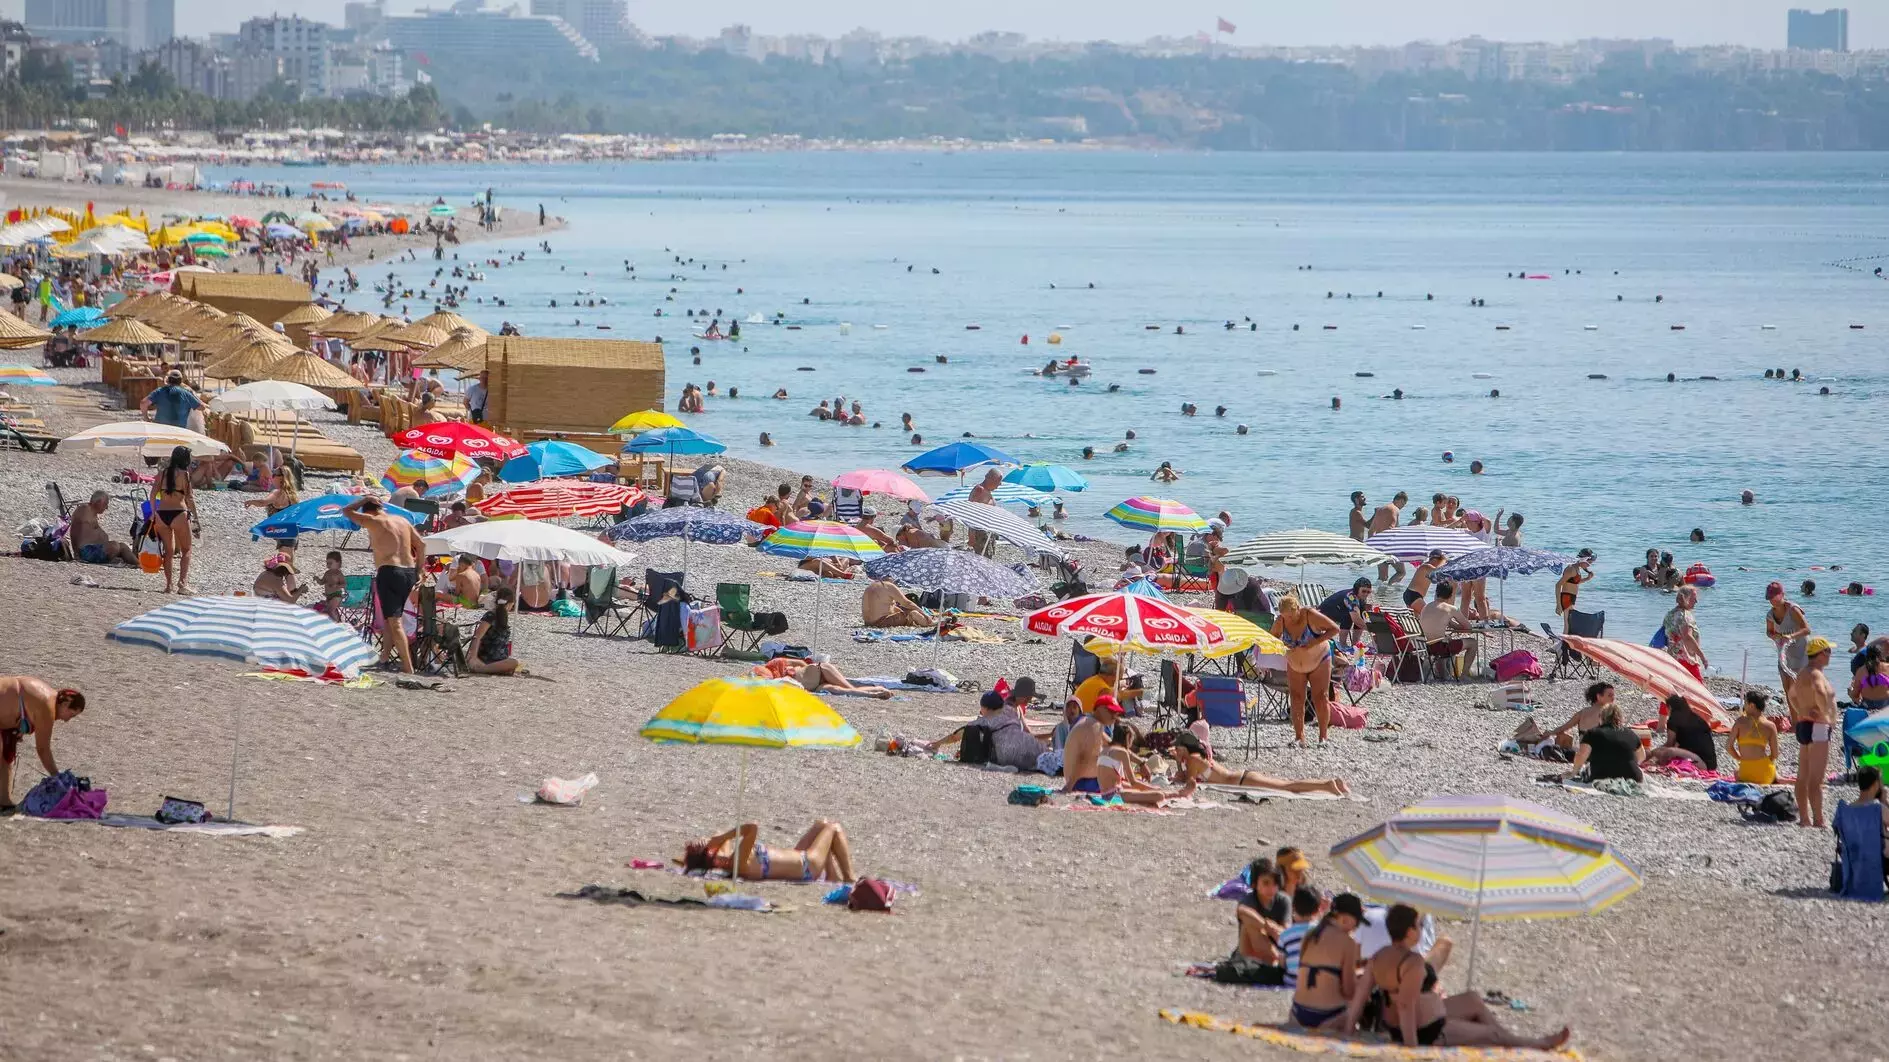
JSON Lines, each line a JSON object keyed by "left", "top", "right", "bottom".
{"left": 1584, "top": 325, "right": 1599, "bottom": 331}
{"left": 1255, "top": 370, "right": 1278, "bottom": 376}
{"left": 839, "top": 322, "right": 852, "bottom": 335}
{"left": 873, "top": 324, "right": 888, "bottom": 330}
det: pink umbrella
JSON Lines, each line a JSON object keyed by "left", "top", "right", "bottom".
{"left": 832, "top": 468, "right": 929, "bottom": 501}
{"left": 1561, "top": 636, "right": 1730, "bottom": 729}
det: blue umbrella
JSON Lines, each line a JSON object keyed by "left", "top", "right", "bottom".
{"left": 500, "top": 439, "right": 612, "bottom": 483}
{"left": 621, "top": 426, "right": 726, "bottom": 457}
{"left": 901, "top": 440, "right": 1018, "bottom": 477}
{"left": 605, "top": 505, "right": 765, "bottom": 575}
{"left": 49, "top": 306, "right": 105, "bottom": 328}
{"left": 1438, "top": 547, "right": 1574, "bottom": 582}
{"left": 249, "top": 493, "right": 423, "bottom": 541}
{"left": 1120, "top": 577, "right": 1169, "bottom": 600}
{"left": 264, "top": 222, "right": 300, "bottom": 240}
{"left": 1004, "top": 462, "right": 1087, "bottom": 493}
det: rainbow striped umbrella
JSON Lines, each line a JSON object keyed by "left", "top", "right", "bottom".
{"left": 0, "top": 363, "right": 57, "bottom": 387}
{"left": 380, "top": 449, "right": 480, "bottom": 498}
{"left": 757, "top": 520, "right": 884, "bottom": 650}
{"left": 1331, "top": 794, "right": 1641, "bottom": 986}
{"left": 1105, "top": 496, "right": 1208, "bottom": 534}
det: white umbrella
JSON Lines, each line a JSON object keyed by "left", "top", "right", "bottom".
{"left": 208, "top": 379, "right": 336, "bottom": 413}
{"left": 63, "top": 421, "right": 229, "bottom": 457}
{"left": 423, "top": 518, "right": 638, "bottom": 568}
{"left": 1220, "top": 528, "right": 1394, "bottom": 574}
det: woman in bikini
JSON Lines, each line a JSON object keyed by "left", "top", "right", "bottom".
{"left": 1727, "top": 689, "right": 1780, "bottom": 785}
{"left": 681, "top": 820, "right": 856, "bottom": 883}
{"left": 146, "top": 445, "right": 199, "bottom": 594}
{"left": 0, "top": 676, "right": 86, "bottom": 811}
{"left": 1357, "top": 904, "right": 1570, "bottom": 1051}
{"left": 1765, "top": 581, "right": 1811, "bottom": 691}
{"left": 1169, "top": 731, "right": 1349, "bottom": 796}
{"left": 1851, "top": 644, "right": 1889, "bottom": 713}
{"left": 1273, "top": 593, "right": 1340, "bottom": 745}
{"left": 1288, "top": 893, "right": 1365, "bottom": 1031}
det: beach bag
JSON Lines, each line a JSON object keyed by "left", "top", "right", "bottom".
{"left": 687, "top": 607, "right": 723, "bottom": 652}
{"left": 959, "top": 722, "right": 994, "bottom": 766}
{"left": 1008, "top": 784, "right": 1052, "bottom": 806}
{"left": 753, "top": 611, "right": 789, "bottom": 635}
{"left": 1212, "top": 954, "right": 1286, "bottom": 986}
{"left": 1743, "top": 790, "right": 1798, "bottom": 824}
{"left": 1491, "top": 649, "right": 1542, "bottom": 682}
{"left": 1329, "top": 702, "right": 1367, "bottom": 729}
{"left": 155, "top": 796, "right": 210, "bottom": 825}
{"left": 46, "top": 786, "right": 107, "bottom": 820}
{"left": 847, "top": 878, "right": 895, "bottom": 912}
{"left": 1649, "top": 626, "right": 1668, "bottom": 650}
{"left": 22, "top": 771, "right": 81, "bottom": 817}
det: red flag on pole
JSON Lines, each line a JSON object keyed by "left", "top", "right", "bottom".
{"left": 1216, "top": 17, "right": 1237, "bottom": 34}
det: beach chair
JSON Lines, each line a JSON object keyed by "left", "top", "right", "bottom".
{"left": 0, "top": 424, "right": 57, "bottom": 452}
{"left": 411, "top": 583, "right": 469, "bottom": 678}
{"left": 1841, "top": 706, "right": 1873, "bottom": 773}
{"left": 715, "top": 582, "right": 774, "bottom": 657}
{"left": 337, "top": 574, "right": 377, "bottom": 639}
{"left": 1367, "top": 610, "right": 1421, "bottom": 684}
{"left": 404, "top": 497, "right": 441, "bottom": 531}
{"left": 1832, "top": 799, "right": 1887, "bottom": 902}
{"left": 832, "top": 487, "right": 863, "bottom": 523}
{"left": 1293, "top": 582, "right": 1329, "bottom": 610}
{"left": 630, "top": 569, "right": 689, "bottom": 637}
{"left": 666, "top": 472, "right": 702, "bottom": 506}
{"left": 44, "top": 481, "right": 72, "bottom": 521}
{"left": 1542, "top": 610, "right": 1604, "bottom": 681}
{"left": 1197, "top": 675, "right": 1257, "bottom": 759}
{"left": 1064, "top": 639, "right": 1101, "bottom": 703}
{"left": 576, "top": 565, "right": 635, "bottom": 638}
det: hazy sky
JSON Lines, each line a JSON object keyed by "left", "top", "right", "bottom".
{"left": 179, "top": 1, "right": 1875, "bottom": 50}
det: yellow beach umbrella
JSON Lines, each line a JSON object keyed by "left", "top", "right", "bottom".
{"left": 641, "top": 676, "right": 860, "bottom": 748}
{"left": 609, "top": 408, "right": 685, "bottom": 434}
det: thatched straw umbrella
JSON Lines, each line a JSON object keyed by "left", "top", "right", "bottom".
{"left": 0, "top": 307, "right": 52, "bottom": 350}
{"left": 411, "top": 309, "right": 487, "bottom": 337}
{"left": 78, "top": 318, "right": 172, "bottom": 348}
{"left": 201, "top": 334, "right": 293, "bottom": 382}
{"left": 410, "top": 327, "right": 487, "bottom": 373}
{"left": 259, "top": 350, "right": 362, "bottom": 390}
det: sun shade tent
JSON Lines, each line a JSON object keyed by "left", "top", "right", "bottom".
{"left": 484, "top": 336, "right": 665, "bottom": 435}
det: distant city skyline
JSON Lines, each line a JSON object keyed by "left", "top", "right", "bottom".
{"left": 171, "top": 0, "right": 1877, "bottom": 51}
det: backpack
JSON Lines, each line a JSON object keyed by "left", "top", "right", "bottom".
{"left": 1212, "top": 954, "right": 1286, "bottom": 986}
{"left": 1742, "top": 790, "right": 1798, "bottom": 824}
{"left": 1008, "top": 784, "right": 1052, "bottom": 806}
{"left": 958, "top": 722, "right": 994, "bottom": 766}
{"left": 847, "top": 878, "right": 894, "bottom": 912}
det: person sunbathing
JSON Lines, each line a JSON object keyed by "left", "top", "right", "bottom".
{"left": 799, "top": 556, "right": 856, "bottom": 579}
{"left": 681, "top": 820, "right": 856, "bottom": 883}
{"left": 861, "top": 577, "right": 936, "bottom": 629}
{"left": 1644, "top": 693, "right": 1717, "bottom": 771}
{"left": 1169, "top": 732, "right": 1349, "bottom": 796}
{"left": 1061, "top": 694, "right": 1195, "bottom": 804}
{"left": 1288, "top": 893, "right": 1366, "bottom": 1032}
{"left": 797, "top": 655, "right": 892, "bottom": 699}
{"left": 1727, "top": 689, "right": 1780, "bottom": 785}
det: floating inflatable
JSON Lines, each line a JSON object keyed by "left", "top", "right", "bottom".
{"left": 1471, "top": 373, "right": 1493, "bottom": 379}
{"left": 1255, "top": 370, "right": 1278, "bottom": 377}
{"left": 1047, "top": 333, "right": 1063, "bottom": 345}
{"left": 1683, "top": 563, "right": 1716, "bottom": 588}
{"left": 1587, "top": 374, "right": 1608, "bottom": 380}
{"left": 1495, "top": 325, "right": 1511, "bottom": 331}
{"left": 1584, "top": 325, "right": 1599, "bottom": 331}
{"left": 1138, "top": 368, "right": 1157, "bottom": 375}
{"left": 1355, "top": 371, "right": 1375, "bottom": 378}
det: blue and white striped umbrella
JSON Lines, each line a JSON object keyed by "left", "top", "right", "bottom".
{"left": 924, "top": 498, "right": 1066, "bottom": 558}
{"left": 606, "top": 506, "right": 765, "bottom": 546}
{"left": 1364, "top": 526, "right": 1489, "bottom": 561}
{"left": 108, "top": 596, "right": 378, "bottom": 678}
{"left": 934, "top": 483, "right": 1057, "bottom": 508}
{"left": 1439, "top": 547, "right": 1575, "bottom": 582}
{"left": 863, "top": 547, "right": 1038, "bottom": 597}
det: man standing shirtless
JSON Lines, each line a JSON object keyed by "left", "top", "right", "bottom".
{"left": 1369, "top": 491, "right": 1407, "bottom": 582}
{"left": 1788, "top": 637, "right": 1837, "bottom": 829}
{"left": 344, "top": 497, "right": 426, "bottom": 673}
{"left": 1347, "top": 491, "right": 1369, "bottom": 543}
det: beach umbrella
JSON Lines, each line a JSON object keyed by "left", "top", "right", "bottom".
{"left": 423, "top": 518, "right": 638, "bottom": 568}
{"left": 1438, "top": 546, "right": 1577, "bottom": 651}
{"left": 201, "top": 336, "right": 292, "bottom": 382}
{"left": 63, "top": 421, "right": 228, "bottom": 457}
{"left": 209, "top": 379, "right": 335, "bottom": 414}
{"left": 864, "top": 547, "right": 1037, "bottom": 599}
{"left": 428, "top": 204, "right": 456, "bottom": 218}
{"left": 0, "top": 363, "right": 57, "bottom": 386}
{"left": 608, "top": 408, "right": 685, "bottom": 434}
{"left": 605, "top": 505, "right": 765, "bottom": 578}
{"left": 933, "top": 483, "right": 1056, "bottom": 509}
{"left": 49, "top": 306, "right": 105, "bottom": 328}
{"left": 621, "top": 426, "right": 726, "bottom": 458}
{"left": 182, "top": 231, "right": 227, "bottom": 245}
{"left": 1023, "top": 592, "right": 1227, "bottom": 653}
{"left": 1186, "top": 607, "right": 1287, "bottom": 659}
{"left": 249, "top": 493, "right": 422, "bottom": 541}
{"left": 1330, "top": 794, "right": 1641, "bottom": 988}
{"left": 191, "top": 244, "right": 230, "bottom": 259}
{"left": 499, "top": 439, "right": 612, "bottom": 482}
{"left": 411, "top": 309, "right": 486, "bottom": 336}
{"left": 923, "top": 498, "right": 1065, "bottom": 558}
{"left": 391, "top": 421, "right": 528, "bottom": 462}
{"left": 1365, "top": 526, "right": 1490, "bottom": 561}
{"left": 1120, "top": 577, "right": 1168, "bottom": 600}
{"left": 642, "top": 676, "right": 860, "bottom": 748}
{"left": 1851, "top": 708, "right": 1889, "bottom": 763}
{"left": 320, "top": 310, "right": 381, "bottom": 338}
{"left": 1004, "top": 462, "right": 1087, "bottom": 493}
{"left": 758, "top": 521, "right": 886, "bottom": 649}
{"left": 256, "top": 351, "right": 360, "bottom": 391}
{"left": 377, "top": 320, "right": 450, "bottom": 351}
{"left": 0, "top": 310, "right": 51, "bottom": 349}
{"left": 409, "top": 327, "right": 485, "bottom": 372}
{"left": 228, "top": 214, "right": 257, "bottom": 229}
{"left": 901, "top": 440, "right": 1018, "bottom": 478}
{"left": 1106, "top": 496, "right": 1209, "bottom": 534}
{"left": 263, "top": 222, "right": 301, "bottom": 240}
{"left": 381, "top": 449, "right": 480, "bottom": 497}
{"left": 1559, "top": 635, "right": 1730, "bottom": 728}
{"left": 274, "top": 303, "right": 332, "bottom": 330}
{"left": 77, "top": 318, "right": 170, "bottom": 347}
{"left": 1220, "top": 529, "right": 1395, "bottom": 573}
{"left": 832, "top": 468, "right": 929, "bottom": 502}
{"left": 478, "top": 481, "right": 644, "bottom": 522}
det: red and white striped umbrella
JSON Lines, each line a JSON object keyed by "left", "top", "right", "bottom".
{"left": 1561, "top": 635, "right": 1730, "bottom": 729}
{"left": 1023, "top": 592, "right": 1226, "bottom": 652}
{"left": 391, "top": 421, "right": 527, "bottom": 462}
{"left": 480, "top": 482, "right": 644, "bottom": 521}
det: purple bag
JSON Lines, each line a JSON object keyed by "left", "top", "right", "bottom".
{"left": 45, "top": 785, "right": 107, "bottom": 820}
{"left": 1491, "top": 649, "right": 1543, "bottom": 682}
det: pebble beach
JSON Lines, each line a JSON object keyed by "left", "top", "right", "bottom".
{"left": 0, "top": 177, "right": 1883, "bottom": 1062}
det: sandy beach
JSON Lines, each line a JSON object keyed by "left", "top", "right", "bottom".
{"left": 0, "top": 180, "right": 1883, "bottom": 1062}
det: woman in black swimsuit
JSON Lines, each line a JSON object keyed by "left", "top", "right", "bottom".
{"left": 1288, "top": 893, "right": 1364, "bottom": 1031}
{"left": 468, "top": 585, "right": 524, "bottom": 676}
{"left": 1364, "top": 904, "right": 1570, "bottom": 1050}
{"left": 146, "top": 445, "right": 199, "bottom": 594}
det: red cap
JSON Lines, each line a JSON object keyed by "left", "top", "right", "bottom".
{"left": 1091, "top": 693, "right": 1123, "bottom": 715}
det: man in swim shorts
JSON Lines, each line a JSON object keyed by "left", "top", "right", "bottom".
{"left": 344, "top": 496, "right": 426, "bottom": 673}
{"left": 1788, "top": 637, "right": 1837, "bottom": 829}
{"left": 67, "top": 490, "right": 135, "bottom": 566}
{"left": 1060, "top": 693, "right": 1123, "bottom": 795}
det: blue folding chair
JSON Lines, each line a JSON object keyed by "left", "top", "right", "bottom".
{"left": 1198, "top": 675, "right": 1255, "bottom": 759}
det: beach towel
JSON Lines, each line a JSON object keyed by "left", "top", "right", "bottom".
{"left": 6, "top": 813, "right": 302, "bottom": 837}
{"left": 851, "top": 629, "right": 931, "bottom": 643}
{"left": 1199, "top": 783, "right": 1348, "bottom": 802}
{"left": 631, "top": 862, "right": 922, "bottom": 897}
{"left": 558, "top": 884, "right": 778, "bottom": 912}
{"left": 1157, "top": 1009, "right": 1584, "bottom": 1059}
{"left": 854, "top": 676, "right": 953, "bottom": 692}
{"left": 1832, "top": 800, "right": 1886, "bottom": 902}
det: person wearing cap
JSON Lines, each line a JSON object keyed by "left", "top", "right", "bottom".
{"left": 139, "top": 368, "right": 202, "bottom": 429}
{"left": 923, "top": 691, "right": 1045, "bottom": 770}
{"left": 1289, "top": 892, "right": 1367, "bottom": 1032}
{"left": 1316, "top": 578, "right": 1374, "bottom": 651}
{"left": 1764, "top": 580, "right": 1811, "bottom": 690}
{"left": 252, "top": 552, "right": 304, "bottom": 604}
{"left": 1554, "top": 548, "right": 1596, "bottom": 626}
{"left": 1061, "top": 693, "right": 1192, "bottom": 804}
{"left": 1170, "top": 730, "right": 1348, "bottom": 796}
{"left": 855, "top": 510, "right": 899, "bottom": 554}
{"left": 1788, "top": 636, "right": 1837, "bottom": 829}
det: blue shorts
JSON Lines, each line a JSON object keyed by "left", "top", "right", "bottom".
{"left": 1072, "top": 777, "right": 1102, "bottom": 794}
{"left": 78, "top": 543, "right": 107, "bottom": 564}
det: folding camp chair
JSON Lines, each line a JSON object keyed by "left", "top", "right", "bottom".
{"left": 629, "top": 569, "right": 689, "bottom": 637}
{"left": 1541, "top": 609, "right": 1605, "bottom": 681}
{"left": 411, "top": 583, "right": 469, "bottom": 678}
{"left": 831, "top": 487, "right": 863, "bottom": 523}
{"left": 715, "top": 582, "right": 775, "bottom": 657}
{"left": 404, "top": 497, "right": 441, "bottom": 531}
{"left": 576, "top": 565, "right": 635, "bottom": 638}
{"left": 1293, "top": 582, "right": 1330, "bottom": 610}
{"left": 45, "top": 481, "right": 72, "bottom": 521}
{"left": 1196, "top": 674, "right": 1257, "bottom": 759}
{"left": 666, "top": 473, "right": 702, "bottom": 506}
{"left": 1367, "top": 611, "right": 1420, "bottom": 684}
{"left": 1155, "top": 659, "right": 1183, "bottom": 730}
{"left": 337, "top": 573, "right": 377, "bottom": 640}
{"left": 1064, "top": 639, "right": 1101, "bottom": 703}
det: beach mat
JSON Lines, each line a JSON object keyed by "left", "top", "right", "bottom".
{"left": 7, "top": 813, "right": 302, "bottom": 838}
{"left": 557, "top": 884, "right": 779, "bottom": 912}
{"left": 1157, "top": 1009, "right": 1584, "bottom": 1059}
{"left": 1199, "top": 783, "right": 1349, "bottom": 802}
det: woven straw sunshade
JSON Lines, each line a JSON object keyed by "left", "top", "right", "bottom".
{"left": 78, "top": 318, "right": 171, "bottom": 346}
{"left": 181, "top": 311, "right": 259, "bottom": 350}
{"left": 376, "top": 321, "right": 450, "bottom": 350}
{"left": 320, "top": 310, "right": 381, "bottom": 338}
{"left": 0, "top": 307, "right": 51, "bottom": 349}
{"left": 409, "top": 327, "right": 487, "bottom": 372}
{"left": 275, "top": 303, "right": 332, "bottom": 328}
{"left": 201, "top": 335, "right": 292, "bottom": 381}
{"left": 107, "top": 292, "right": 151, "bottom": 318}
{"left": 258, "top": 350, "right": 360, "bottom": 389}
{"left": 411, "top": 309, "right": 486, "bottom": 337}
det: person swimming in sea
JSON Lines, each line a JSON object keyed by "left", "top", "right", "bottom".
{"left": 1152, "top": 461, "right": 1180, "bottom": 483}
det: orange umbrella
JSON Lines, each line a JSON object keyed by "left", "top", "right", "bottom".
{"left": 1561, "top": 635, "right": 1730, "bottom": 730}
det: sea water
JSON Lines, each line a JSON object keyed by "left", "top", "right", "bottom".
{"left": 207, "top": 152, "right": 1889, "bottom": 668}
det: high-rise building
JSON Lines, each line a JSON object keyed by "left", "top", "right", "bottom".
{"left": 530, "top": 0, "right": 631, "bottom": 47}
{"left": 1787, "top": 8, "right": 1849, "bottom": 52}
{"left": 23, "top": 0, "right": 173, "bottom": 49}
{"left": 344, "top": 1, "right": 386, "bottom": 35}
{"left": 150, "top": 37, "right": 229, "bottom": 98}
{"left": 383, "top": 3, "right": 598, "bottom": 66}
{"left": 239, "top": 14, "right": 330, "bottom": 98}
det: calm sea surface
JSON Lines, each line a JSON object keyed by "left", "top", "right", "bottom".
{"left": 207, "top": 152, "right": 1889, "bottom": 668}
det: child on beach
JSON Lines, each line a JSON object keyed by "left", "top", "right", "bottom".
{"left": 321, "top": 551, "right": 346, "bottom": 621}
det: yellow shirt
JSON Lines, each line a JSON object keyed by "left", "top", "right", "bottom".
{"left": 1074, "top": 675, "right": 1114, "bottom": 714}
